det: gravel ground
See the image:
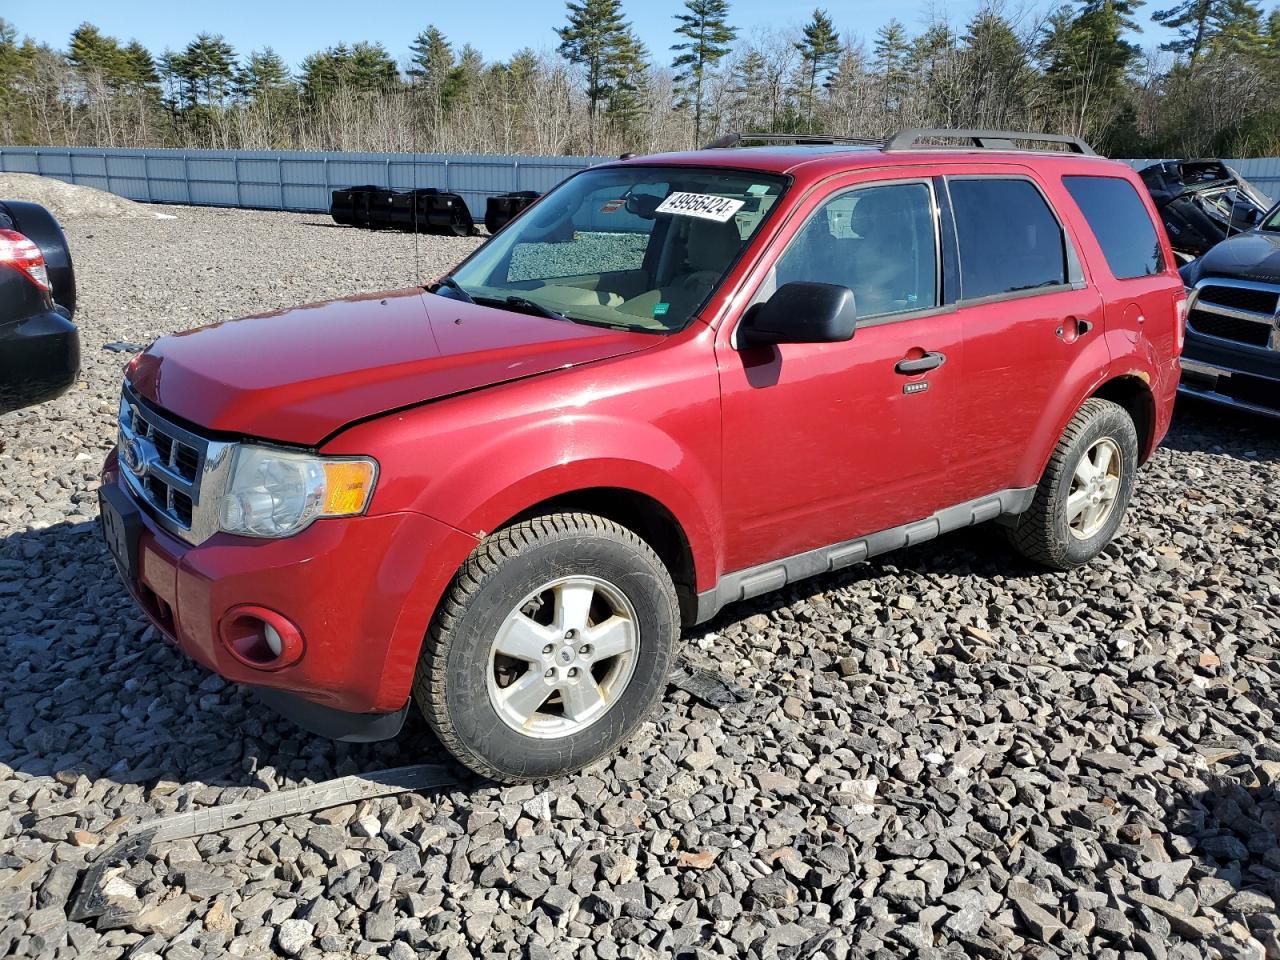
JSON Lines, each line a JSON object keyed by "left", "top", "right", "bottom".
{"left": 1, "top": 205, "right": 1279, "bottom": 960}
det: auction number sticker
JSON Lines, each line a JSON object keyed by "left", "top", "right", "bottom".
{"left": 655, "top": 192, "right": 744, "bottom": 222}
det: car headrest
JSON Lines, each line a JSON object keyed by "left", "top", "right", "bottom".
{"left": 685, "top": 218, "right": 743, "bottom": 272}
{"left": 849, "top": 190, "right": 912, "bottom": 236}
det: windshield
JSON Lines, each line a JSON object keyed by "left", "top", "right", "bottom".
{"left": 1258, "top": 202, "right": 1280, "bottom": 231}
{"left": 444, "top": 165, "right": 788, "bottom": 332}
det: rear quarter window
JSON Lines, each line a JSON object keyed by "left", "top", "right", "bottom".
{"left": 1063, "top": 175, "right": 1164, "bottom": 280}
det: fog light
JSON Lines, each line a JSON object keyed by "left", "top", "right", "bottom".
{"left": 218, "top": 605, "right": 304, "bottom": 670}
{"left": 263, "top": 622, "right": 283, "bottom": 657}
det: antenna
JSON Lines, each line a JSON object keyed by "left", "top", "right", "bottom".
{"left": 412, "top": 73, "right": 422, "bottom": 287}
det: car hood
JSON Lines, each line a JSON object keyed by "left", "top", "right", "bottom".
{"left": 127, "top": 289, "right": 657, "bottom": 445}
{"left": 1188, "top": 230, "right": 1280, "bottom": 286}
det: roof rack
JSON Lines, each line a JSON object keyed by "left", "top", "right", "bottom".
{"left": 883, "top": 128, "right": 1097, "bottom": 156}
{"left": 702, "top": 132, "right": 882, "bottom": 149}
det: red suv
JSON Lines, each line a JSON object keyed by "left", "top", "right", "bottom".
{"left": 99, "top": 129, "right": 1184, "bottom": 782}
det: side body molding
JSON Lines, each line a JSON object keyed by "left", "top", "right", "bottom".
{"left": 693, "top": 486, "right": 1036, "bottom": 623}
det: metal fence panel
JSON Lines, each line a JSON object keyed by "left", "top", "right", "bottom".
{"left": 0, "top": 146, "right": 610, "bottom": 219}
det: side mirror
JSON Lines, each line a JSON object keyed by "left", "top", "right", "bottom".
{"left": 738, "top": 281, "right": 857, "bottom": 348}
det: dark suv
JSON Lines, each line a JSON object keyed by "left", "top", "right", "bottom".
{"left": 100, "top": 129, "right": 1184, "bottom": 781}
{"left": 0, "top": 200, "right": 78, "bottom": 415}
{"left": 1179, "top": 205, "right": 1280, "bottom": 417}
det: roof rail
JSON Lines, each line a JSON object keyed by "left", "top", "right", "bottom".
{"left": 702, "top": 132, "right": 882, "bottom": 149}
{"left": 883, "top": 128, "right": 1097, "bottom": 156}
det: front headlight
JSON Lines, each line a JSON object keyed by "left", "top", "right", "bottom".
{"left": 218, "top": 445, "right": 378, "bottom": 539}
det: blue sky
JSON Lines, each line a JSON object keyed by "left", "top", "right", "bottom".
{"left": 11, "top": 0, "right": 1176, "bottom": 69}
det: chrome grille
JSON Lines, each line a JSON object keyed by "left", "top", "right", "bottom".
{"left": 1197, "top": 284, "right": 1279, "bottom": 315}
{"left": 117, "top": 384, "right": 234, "bottom": 545}
{"left": 1188, "top": 278, "right": 1279, "bottom": 350}
{"left": 1187, "top": 309, "right": 1271, "bottom": 347}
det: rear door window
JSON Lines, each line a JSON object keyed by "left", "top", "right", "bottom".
{"left": 949, "top": 178, "right": 1068, "bottom": 299}
{"left": 1063, "top": 175, "right": 1164, "bottom": 279}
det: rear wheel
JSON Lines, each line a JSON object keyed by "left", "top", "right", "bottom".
{"left": 414, "top": 513, "right": 678, "bottom": 782}
{"left": 1007, "top": 398, "right": 1138, "bottom": 570}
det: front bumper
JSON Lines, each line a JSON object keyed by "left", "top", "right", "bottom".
{"left": 99, "top": 452, "right": 478, "bottom": 734}
{"left": 1179, "top": 331, "right": 1280, "bottom": 418}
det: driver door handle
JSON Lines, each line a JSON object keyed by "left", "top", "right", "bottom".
{"left": 895, "top": 351, "right": 946, "bottom": 375}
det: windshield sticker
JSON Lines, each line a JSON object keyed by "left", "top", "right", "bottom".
{"left": 655, "top": 192, "right": 745, "bottom": 223}
{"left": 652, "top": 302, "right": 670, "bottom": 318}
{"left": 600, "top": 199, "right": 624, "bottom": 213}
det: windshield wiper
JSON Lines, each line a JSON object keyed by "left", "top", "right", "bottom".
{"left": 433, "top": 275, "right": 475, "bottom": 303}
{"left": 503, "top": 296, "right": 569, "bottom": 323}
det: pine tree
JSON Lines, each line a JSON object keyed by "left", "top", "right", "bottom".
{"left": 300, "top": 45, "right": 348, "bottom": 101}
{"left": 1038, "top": 1, "right": 1137, "bottom": 139}
{"left": 119, "top": 40, "right": 159, "bottom": 90}
{"left": 67, "top": 23, "right": 124, "bottom": 78}
{"left": 606, "top": 28, "right": 651, "bottom": 135}
{"left": 0, "top": 18, "right": 30, "bottom": 120}
{"left": 508, "top": 48, "right": 540, "bottom": 88}
{"left": 235, "top": 48, "right": 290, "bottom": 101}
{"left": 795, "top": 9, "right": 840, "bottom": 128}
{"left": 449, "top": 43, "right": 486, "bottom": 102}
{"left": 671, "top": 0, "right": 736, "bottom": 144}
{"left": 730, "top": 49, "right": 769, "bottom": 130}
{"left": 824, "top": 43, "right": 873, "bottom": 135}
{"left": 179, "top": 33, "right": 237, "bottom": 106}
{"left": 408, "top": 27, "right": 454, "bottom": 87}
{"left": 300, "top": 42, "right": 398, "bottom": 99}
{"left": 908, "top": 23, "right": 959, "bottom": 125}
{"left": 873, "top": 19, "right": 911, "bottom": 118}
{"left": 157, "top": 49, "right": 188, "bottom": 112}
{"left": 961, "top": 12, "right": 1035, "bottom": 129}
{"left": 1261, "top": 7, "right": 1280, "bottom": 58}
{"left": 1206, "top": 0, "right": 1265, "bottom": 56}
{"left": 1152, "top": 0, "right": 1218, "bottom": 62}
{"left": 1079, "top": 0, "right": 1146, "bottom": 33}
{"left": 347, "top": 42, "right": 399, "bottom": 93}
{"left": 557, "top": 0, "right": 634, "bottom": 148}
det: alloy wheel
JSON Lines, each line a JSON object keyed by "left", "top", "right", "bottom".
{"left": 486, "top": 575, "right": 639, "bottom": 739}
{"left": 1066, "top": 437, "right": 1122, "bottom": 540}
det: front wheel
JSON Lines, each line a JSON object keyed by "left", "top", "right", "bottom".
{"left": 414, "top": 513, "right": 679, "bottom": 782}
{"left": 1007, "top": 397, "right": 1139, "bottom": 570}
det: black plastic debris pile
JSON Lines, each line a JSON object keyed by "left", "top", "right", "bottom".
{"left": 484, "top": 191, "right": 540, "bottom": 234}
{"left": 1139, "top": 160, "right": 1272, "bottom": 261}
{"left": 330, "top": 185, "right": 477, "bottom": 236}
{"left": 330, "top": 186, "right": 541, "bottom": 236}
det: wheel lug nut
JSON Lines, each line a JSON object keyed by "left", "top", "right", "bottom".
{"left": 544, "top": 668, "right": 555, "bottom": 680}
{"left": 564, "top": 629, "right": 576, "bottom": 640}
{"left": 579, "top": 644, "right": 592, "bottom": 656}
{"left": 542, "top": 644, "right": 553, "bottom": 655}
{"left": 567, "top": 667, "right": 579, "bottom": 679}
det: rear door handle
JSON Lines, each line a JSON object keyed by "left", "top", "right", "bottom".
{"left": 895, "top": 352, "right": 946, "bottom": 375}
{"left": 1057, "top": 318, "right": 1094, "bottom": 339}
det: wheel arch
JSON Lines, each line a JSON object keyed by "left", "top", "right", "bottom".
{"left": 1090, "top": 374, "right": 1157, "bottom": 463}
{"left": 503, "top": 487, "right": 700, "bottom": 625}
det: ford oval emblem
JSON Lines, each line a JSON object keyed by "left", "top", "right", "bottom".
{"left": 122, "top": 437, "right": 147, "bottom": 477}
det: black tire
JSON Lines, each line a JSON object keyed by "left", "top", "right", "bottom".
{"left": 1007, "top": 398, "right": 1139, "bottom": 570}
{"left": 414, "top": 512, "right": 679, "bottom": 783}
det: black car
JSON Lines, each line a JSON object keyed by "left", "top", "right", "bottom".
{"left": 0, "top": 200, "right": 79, "bottom": 415}
{"left": 1180, "top": 209, "right": 1280, "bottom": 418}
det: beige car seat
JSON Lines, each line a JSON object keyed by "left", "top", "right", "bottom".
{"left": 618, "top": 217, "right": 743, "bottom": 323}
